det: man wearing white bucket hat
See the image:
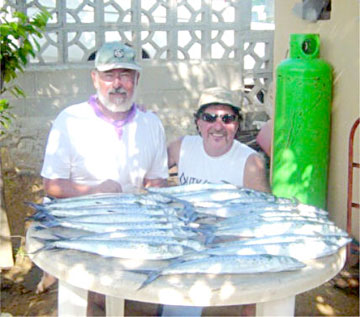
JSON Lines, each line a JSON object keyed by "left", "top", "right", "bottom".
{"left": 164, "top": 86, "right": 269, "bottom": 316}
{"left": 168, "top": 86, "right": 269, "bottom": 191}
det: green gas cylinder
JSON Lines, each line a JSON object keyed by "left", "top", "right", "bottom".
{"left": 271, "top": 33, "right": 333, "bottom": 209}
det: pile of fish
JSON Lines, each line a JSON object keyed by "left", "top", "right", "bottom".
{"left": 27, "top": 183, "right": 351, "bottom": 289}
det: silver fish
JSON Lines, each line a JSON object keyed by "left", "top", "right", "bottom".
{"left": 40, "top": 218, "right": 185, "bottom": 233}
{"left": 147, "top": 183, "right": 238, "bottom": 194}
{"left": 171, "top": 188, "right": 269, "bottom": 204}
{"left": 39, "top": 226, "right": 199, "bottom": 240}
{"left": 38, "top": 238, "right": 190, "bottom": 260}
{"left": 203, "top": 239, "right": 350, "bottom": 260}
{"left": 215, "top": 215, "right": 334, "bottom": 227}
{"left": 64, "top": 235, "right": 205, "bottom": 251}
{"left": 214, "top": 220, "right": 348, "bottom": 238}
{"left": 31, "top": 204, "right": 179, "bottom": 218}
{"left": 50, "top": 213, "right": 185, "bottom": 224}
{"left": 194, "top": 201, "right": 328, "bottom": 218}
{"left": 139, "top": 254, "right": 305, "bottom": 289}
{"left": 211, "top": 234, "right": 351, "bottom": 248}
{"left": 41, "top": 193, "right": 173, "bottom": 210}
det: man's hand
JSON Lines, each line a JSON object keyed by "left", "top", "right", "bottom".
{"left": 144, "top": 178, "right": 167, "bottom": 188}
{"left": 92, "top": 179, "right": 123, "bottom": 194}
{"left": 43, "top": 178, "right": 122, "bottom": 198}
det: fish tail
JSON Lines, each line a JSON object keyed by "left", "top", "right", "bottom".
{"left": 221, "top": 180, "right": 240, "bottom": 189}
{"left": 204, "top": 234, "right": 216, "bottom": 245}
{"left": 27, "top": 237, "right": 56, "bottom": 254}
{"left": 26, "top": 210, "right": 56, "bottom": 222}
{"left": 195, "top": 225, "right": 215, "bottom": 244}
{"left": 137, "top": 271, "right": 162, "bottom": 290}
{"left": 33, "top": 225, "right": 47, "bottom": 231}
{"left": 186, "top": 209, "right": 199, "bottom": 224}
{"left": 51, "top": 233, "right": 69, "bottom": 240}
{"left": 27, "top": 245, "right": 47, "bottom": 255}
{"left": 25, "top": 201, "right": 46, "bottom": 211}
{"left": 40, "top": 219, "right": 60, "bottom": 228}
{"left": 26, "top": 212, "right": 43, "bottom": 222}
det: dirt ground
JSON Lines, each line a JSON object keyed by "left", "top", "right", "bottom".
{"left": 1, "top": 171, "right": 359, "bottom": 316}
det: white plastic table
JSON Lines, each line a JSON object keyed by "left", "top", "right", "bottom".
{"left": 26, "top": 224, "right": 346, "bottom": 317}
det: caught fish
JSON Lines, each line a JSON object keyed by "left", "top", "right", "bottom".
{"left": 203, "top": 238, "right": 350, "bottom": 260}
{"left": 35, "top": 226, "right": 200, "bottom": 240}
{"left": 55, "top": 234, "right": 205, "bottom": 251}
{"left": 213, "top": 220, "right": 348, "bottom": 238}
{"left": 194, "top": 201, "right": 328, "bottom": 218}
{"left": 139, "top": 254, "right": 305, "bottom": 289}
{"left": 169, "top": 188, "right": 271, "bottom": 205}
{"left": 34, "top": 237, "right": 191, "bottom": 260}
{"left": 147, "top": 183, "right": 238, "bottom": 194}
{"left": 27, "top": 203, "right": 180, "bottom": 218}
{"left": 211, "top": 234, "right": 351, "bottom": 248}
{"left": 37, "top": 192, "right": 173, "bottom": 210}
{"left": 38, "top": 218, "right": 186, "bottom": 233}
{"left": 214, "top": 215, "right": 334, "bottom": 227}
{"left": 32, "top": 211, "right": 186, "bottom": 225}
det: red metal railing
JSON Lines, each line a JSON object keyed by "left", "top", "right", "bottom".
{"left": 347, "top": 118, "right": 360, "bottom": 261}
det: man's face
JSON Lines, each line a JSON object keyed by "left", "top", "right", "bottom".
{"left": 92, "top": 68, "right": 139, "bottom": 113}
{"left": 197, "top": 104, "right": 239, "bottom": 157}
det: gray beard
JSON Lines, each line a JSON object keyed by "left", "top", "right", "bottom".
{"left": 97, "top": 90, "right": 134, "bottom": 113}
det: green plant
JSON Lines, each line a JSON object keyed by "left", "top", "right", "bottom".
{"left": 0, "top": 7, "right": 51, "bottom": 135}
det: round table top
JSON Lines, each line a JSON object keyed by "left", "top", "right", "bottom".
{"left": 26, "top": 223, "right": 346, "bottom": 306}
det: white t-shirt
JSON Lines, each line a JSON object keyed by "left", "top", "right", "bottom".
{"left": 41, "top": 101, "right": 168, "bottom": 193}
{"left": 178, "top": 135, "right": 255, "bottom": 187}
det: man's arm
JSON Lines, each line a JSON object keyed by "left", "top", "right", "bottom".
{"left": 143, "top": 178, "right": 168, "bottom": 188}
{"left": 243, "top": 153, "right": 270, "bottom": 192}
{"left": 43, "top": 178, "right": 122, "bottom": 198}
{"left": 167, "top": 137, "right": 183, "bottom": 169}
{"left": 256, "top": 119, "right": 273, "bottom": 156}
{"left": 143, "top": 137, "right": 184, "bottom": 188}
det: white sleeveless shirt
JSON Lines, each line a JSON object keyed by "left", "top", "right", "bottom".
{"left": 178, "top": 135, "right": 255, "bottom": 187}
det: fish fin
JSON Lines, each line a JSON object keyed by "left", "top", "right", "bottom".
{"left": 137, "top": 271, "right": 162, "bottom": 290}
{"left": 26, "top": 210, "right": 56, "bottom": 222}
{"left": 195, "top": 225, "right": 215, "bottom": 244}
{"left": 27, "top": 237, "right": 56, "bottom": 255}
{"left": 220, "top": 180, "right": 240, "bottom": 189}
{"left": 33, "top": 225, "right": 47, "bottom": 231}
{"left": 204, "top": 234, "right": 216, "bottom": 245}
{"left": 44, "top": 195, "right": 57, "bottom": 202}
{"left": 39, "top": 219, "right": 60, "bottom": 228}
{"left": 51, "top": 233, "right": 69, "bottom": 240}
{"left": 24, "top": 201, "right": 46, "bottom": 211}
{"left": 26, "top": 245, "right": 47, "bottom": 255}
{"left": 313, "top": 231, "right": 326, "bottom": 238}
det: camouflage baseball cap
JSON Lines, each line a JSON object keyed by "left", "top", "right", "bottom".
{"left": 95, "top": 42, "right": 142, "bottom": 72}
{"left": 197, "top": 86, "right": 241, "bottom": 110}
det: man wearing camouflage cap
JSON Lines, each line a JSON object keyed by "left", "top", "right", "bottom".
{"left": 41, "top": 41, "right": 168, "bottom": 197}
{"left": 37, "top": 42, "right": 168, "bottom": 302}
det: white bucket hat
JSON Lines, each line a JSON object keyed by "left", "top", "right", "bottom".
{"left": 197, "top": 86, "right": 241, "bottom": 111}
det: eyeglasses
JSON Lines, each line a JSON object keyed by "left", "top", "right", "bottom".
{"left": 200, "top": 112, "right": 238, "bottom": 124}
{"left": 98, "top": 70, "right": 135, "bottom": 83}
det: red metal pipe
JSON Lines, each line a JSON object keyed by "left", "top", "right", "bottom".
{"left": 347, "top": 118, "right": 360, "bottom": 261}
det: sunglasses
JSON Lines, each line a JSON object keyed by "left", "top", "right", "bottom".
{"left": 200, "top": 112, "right": 238, "bottom": 124}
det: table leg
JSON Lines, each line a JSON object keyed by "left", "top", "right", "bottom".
{"left": 256, "top": 296, "right": 295, "bottom": 316}
{"left": 58, "top": 280, "right": 88, "bottom": 317}
{"left": 106, "top": 296, "right": 125, "bottom": 316}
